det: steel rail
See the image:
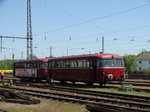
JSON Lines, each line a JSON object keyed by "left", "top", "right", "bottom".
{"left": 2, "top": 86, "right": 150, "bottom": 110}
{"left": 13, "top": 82, "right": 150, "bottom": 103}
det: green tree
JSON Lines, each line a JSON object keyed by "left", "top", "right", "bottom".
{"left": 47, "top": 56, "right": 54, "bottom": 58}
{"left": 0, "top": 60, "right": 15, "bottom": 70}
{"left": 123, "top": 55, "right": 137, "bottom": 73}
{"left": 27, "top": 54, "right": 38, "bottom": 59}
{"left": 0, "top": 61, "right": 7, "bottom": 70}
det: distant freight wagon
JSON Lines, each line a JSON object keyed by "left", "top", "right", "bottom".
{"left": 13, "top": 53, "right": 127, "bottom": 86}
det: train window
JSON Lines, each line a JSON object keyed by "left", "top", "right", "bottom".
{"left": 53, "top": 62, "right": 59, "bottom": 68}
{"left": 97, "top": 60, "right": 104, "bottom": 67}
{"left": 89, "top": 60, "right": 93, "bottom": 67}
{"left": 87, "top": 60, "right": 90, "bottom": 67}
{"left": 104, "top": 59, "right": 114, "bottom": 67}
{"left": 37, "top": 63, "right": 40, "bottom": 68}
{"left": 61, "top": 61, "right": 68, "bottom": 68}
{"left": 75, "top": 60, "right": 78, "bottom": 67}
{"left": 70, "top": 60, "right": 77, "bottom": 68}
{"left": 51, "top": 62, "right": 54, "bottom": 68}
{"left": 65, "top": 61, "right": 71, "bottom": 68}
{"left": 32, "top": 63, "right": 37, "bottom": 68}
{"left": 82, "top": 60, "right": 87, "bottom": 68}
{"left": 115, "top": 59, "right": 123, "bottom": 67}
{"left": 98, "top": 59, "right": 123, "bottom": 67}
{"left": 26, "top": 63, "right": 29, "bottom": 68}
{"left": 51, "top": 59, "right": 90, "bottom": 68}
{"left": 21, "top": 63, "right": 25, "bottom": 68}
{"left": 40, "top": 62, "right": 48, "bottom": 68}
{"left": 98, "top": 59, "right": 114, "bottom": 67}
{"left": 78, "top": 60, "right": 82, "bottom": 68}
{"left": 27, "top": 63, "right": 30, "bottom": 68}
{"left": 59, "top": 61, "right": 64, "bottom": 68}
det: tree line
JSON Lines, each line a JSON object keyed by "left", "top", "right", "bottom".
{"left": 0, "top": 60, "right": 15, "bottom": 70}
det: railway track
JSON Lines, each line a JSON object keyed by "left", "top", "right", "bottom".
{"left": 1, "top": 85, "right": 150, "bottom": 112}
{"left": 109, "top": 81, "right": 150, "bottom": 87}
{"left": 125, "top": 80, "right": 150, "bottom": 83}
{"left": 4, "top": 74, "right": 150, "bottom": 92}
{"left": 10, "top": 79, "right": 150, "bottom": 94}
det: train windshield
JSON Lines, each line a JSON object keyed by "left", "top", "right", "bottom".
{"left": 115, "top": 59, "right": 124, "bottom": 67}
{"left": 97, "top": 59, "right": 123, "bottom": 67}
{"left": 40, "top": 62, "right": 48, "bottom": 68}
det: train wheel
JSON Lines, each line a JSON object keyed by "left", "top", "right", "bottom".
{"left": 21, "top": 78, "right": 26, "bottom": 82}
{"left": 36, "top": 79, "right": 41, "bottom": 82}
{"left": 60, "top": 81, "right": 66, "bottom": 84}
{"left": 46, "top": 75, "right": 51, "bottom": 83}
{"left": 86, "top": 82, "right": 93, "bottom": 86}
{"left": 99, "top": 83, "right": 103, "bottom": 87}
{"left": 28, "top": 78, "right": 33, "bottom": 82}
{"left": 71, "top": 81, "right": 76, "bottom": 84}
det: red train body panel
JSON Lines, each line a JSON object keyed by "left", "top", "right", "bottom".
{"left": 13, "top": 53, "right": 126, "bottom": 85}
{"left": 13, "top": 58, "right": 48, "bottom": 80}
{"left": 48, "top": 53, "right": 126, "bottom": 85}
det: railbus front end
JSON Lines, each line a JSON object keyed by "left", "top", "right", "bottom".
{"left": 48, "top": 53, "right": 126, "bottom": 86}
{"left": 96, "top": 54, "right": 126, "bottom": 86}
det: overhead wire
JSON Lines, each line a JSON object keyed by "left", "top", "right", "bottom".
{"left": 34, "top": 2, "right": 150, "bottom": 52}
{"left": 34, "top": 2, "right": 150, "bottom": 36}
{"left": 47, "top": 0, "right": 106, "bottom": 29}
{"left": 34, "top": 24, "right": 150, "bottom": 46}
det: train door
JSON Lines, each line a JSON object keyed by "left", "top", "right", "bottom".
{"left": 47, "top": 61, "right": 53, "bottom": 84}
{"left": 39, "top": 62, "right": 48, "bottom": 78}
{"left": 88, "top": 59, "right": 97, "bottom": 81}
{"left": 92, "top": 59, "right": 97, "bottom": 81}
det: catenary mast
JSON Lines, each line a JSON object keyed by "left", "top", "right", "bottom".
{"left": 27, "top": 0, "right": 33, "bottom": 59}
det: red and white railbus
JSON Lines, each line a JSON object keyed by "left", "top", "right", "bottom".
{"left": 48, "top": 53, "right": 127, "bottom": 86}
{"left": 13, "top": 58, "right": 48, "bottom": 81}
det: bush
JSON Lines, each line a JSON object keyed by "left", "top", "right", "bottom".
{"left": 0, "top": 60, "right": 15, "bottom": 70}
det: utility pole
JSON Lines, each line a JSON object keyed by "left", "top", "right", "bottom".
{"left": 12, "top": 53, "right": 15, "bottom": 61}
{"left": 67, "top": 47, "right": 69, "bottom": 56}
{"left": 102, "top": 36, "right": 104, "bottom": 53}
{"left": 21, "top": 51, "right": 24, "bottom": 59}
{"left": 27, "top": 0, "right": 33, "bottom": 59}
{"left": 50, "top": 46, "right": 52, "bottom": 57}
{"left": 0, "top": 37, "right": 2, "bottom": 52}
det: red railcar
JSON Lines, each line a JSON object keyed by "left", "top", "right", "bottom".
{"left": 13, "top": 58, "right": 48, "bottom": 81}
{"left": 48, "top": 53, "right": 126, "bottom": 86}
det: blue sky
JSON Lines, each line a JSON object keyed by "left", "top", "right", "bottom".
{"left": 0, "top": 0, "right": 150, "bottom": 60}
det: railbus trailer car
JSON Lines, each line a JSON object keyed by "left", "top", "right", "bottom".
{"left": 13, "top": 58, "right": 49, "bottom": 82}
{"left": 48, "top": 53, "right": 127, "bottom": 86}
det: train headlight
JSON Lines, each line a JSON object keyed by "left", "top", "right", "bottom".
{"left": 124, "top": 74, "right": 128, "bottom": 78}
{"left": 108, "top": 74, "right": 113, "bottom": 79}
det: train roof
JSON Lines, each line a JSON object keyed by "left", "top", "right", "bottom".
{"left": 14, "top": 58, "right": 49, "bottom": 63}
{"left": 48, "top": 53, "right": 123, "bottom": 61}
{"left": 14, "top": 53, "right": 123, "bottom": 63}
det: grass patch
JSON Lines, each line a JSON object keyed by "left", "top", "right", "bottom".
{"left": 80, "top": 87, "right": 150, "bottom": 97}
{"left": 0, "top": 99, "right": 87, "bottom": 112}
{"left": 58, "top": 84, "right": 150, "bottom": 97}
